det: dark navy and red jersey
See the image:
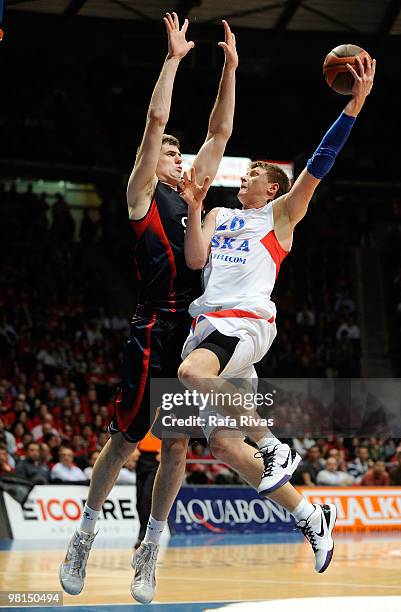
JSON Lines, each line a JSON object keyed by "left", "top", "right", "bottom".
{"left": 108, "top": 181, "right": 202, "bottom": 442}
{"left": 130, "top": 181, "right": 201, "bottom": 313}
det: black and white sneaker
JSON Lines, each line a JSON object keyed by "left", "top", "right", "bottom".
{"left": 256, "top": 443, "right": 301, "bottom": 495}
{"left": 296, "top": 503, "right": 337, "bottom": 573}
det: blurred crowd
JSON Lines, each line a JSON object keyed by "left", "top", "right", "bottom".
{"left": 0, "top": 181, "right": 399, "bottom": 487}
{"left": 184, "top": 436, "right": 401, "bottom": 487}
{"left": 291, "top": 435, "right": 401, "bottom": 487}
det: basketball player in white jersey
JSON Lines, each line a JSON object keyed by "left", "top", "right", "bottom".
{"left": 177, "top": 54, "right": 376, "bottom": 574}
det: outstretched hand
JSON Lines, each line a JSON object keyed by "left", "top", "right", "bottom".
{"left": 164, "top": 12, "right": 194, "bottom": 60}
{"left": 218, "top": 20, "right": 238, "bottom": 69}
{"left": 179, "top": 167, "right": 212, "bottom": 210}
{"left": 347, "top": 55, "right": 376, "bottom": 100}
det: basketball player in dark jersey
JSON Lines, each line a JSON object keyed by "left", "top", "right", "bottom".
{"left": 59, "top": 11, "right": 243, "bottom": 602}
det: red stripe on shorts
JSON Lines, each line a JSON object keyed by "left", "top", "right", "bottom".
{"left": 118, "top": 313, "right": 157, "bottom": 432}
{"left": 203, "top": 309, "right": 275, "bottom": 324}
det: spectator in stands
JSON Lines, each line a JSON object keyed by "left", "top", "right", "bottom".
{"left": 367, "top": 436, "right": 385, "bottom": 462}
{"left": 300, "top": 445, "right": 326, "bottom": 486}
{"left": 336, "top": 314, "right": 360, "bottom": 341}
{"left": 296, "top": 303, "right": 316, "bottom": 329}
{"left": 361, "top": 460, "right": 390, "bottom": 486}
{"left": 11, "top": 421, "right": 30, "bottom": 456}
{"left": 60, "top": 424, "right": 74, "bottom": 445}
{"left": 43, "top": 432, "right": 62, "bottom": 463}
{"left": 316, "top": 457, "right": 355, "bottom": 486}
{"left": 0, "top": 314, "right": 18, "bottom": 347}
{"left": 348, "top": 446, "right": 372, "bottom": 483}
{"left": 0, "top": 443, "right": 15, "bottom": 475}
{"left": 117, "top": 452, "right": 139, "bottom": 485}
{"left": 83, "top": 451, "right": 100, "bottom": 480}
{"left": 52, "top": 374, "right": 68, "bottom": 401}
{"left": 383, "top": 438, "right": 397, "bottom": 461}
{"left": 40, "top": 443, "right": 53, "bottom": 468}
{"left": 186, "top": 442, "right": 212, "bottom": 484}
{"left": 335, "top": 289, "right": 355, "bottom": 313}
{"left": 97, "top": 430, "right": 110, "bottom": 450}
{"left": 50, "top": 447, "right": 87, "bottom": 483}
{"left": 327, "top": 435, "right": 349, "bottom": 460}
{"left": 0, "top": 417, "right": 17, "bottom": 455}
{"left": 327, "top": 448, "right": 340, "bottom": 460}
{"left": 15, "top": 442, "right": 50, "bottom": 484}
{"left": 315, "top": 438, "right": 328, "bottom": 458}
{"left": 292, "top": 436, "right": 316, "bottom": 458}
{"left": 389, "top": 450, "right": 401, "bottom": 486}
{"left": 209, "top": 460, "right": 237, "bottom": 485}
{"left": 70, "top": 435, "right": 89, "bottom": 469}
{"left": 81, "top": 424, "right": 97, "bottom": 454}
{"left": 0, "top": 436, "right": 16, "bottom": 469}
{"left": 32, "top": 413, "right": 59, "bottom": 441}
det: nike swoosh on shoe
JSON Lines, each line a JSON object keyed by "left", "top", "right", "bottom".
{"left": 279, "top": 451, "right": 291, "bottom": 469}
{"left": 316, "top": 514, "right": 325, "bottom": 538}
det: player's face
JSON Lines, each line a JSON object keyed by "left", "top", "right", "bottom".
{"left": 238, "top": 167, "right": 277, "bottom": 208}
{"left": 156, "top": 144, "right": 182, "bottom": 187}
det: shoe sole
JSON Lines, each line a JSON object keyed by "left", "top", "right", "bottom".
{"left": 58, "top": 564, "right": 83, "bottom": 596}
{"left": 258, "top": 452, "right": 302, "bottom": 495}
{"left": 130, "top": 551, "right": 155, "bottom": 604}
{"left": 318, "top": 504, "right": 337, "bottom": 573}
{"left": 130, "top": 586, "right": 154, "bottom": 605}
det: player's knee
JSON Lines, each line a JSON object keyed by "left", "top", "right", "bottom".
{"left": 161, "top": 437, "right": 188, "bottom": 465}
{"left": 177, "top": 360, "right": 201, "bottom": 387}
{"left": 109, "top": 432, "right": 138, "bottom": 461}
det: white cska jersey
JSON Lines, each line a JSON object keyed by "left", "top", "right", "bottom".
{"left": 189, "top": 204, "right": 289, "bottom": 321}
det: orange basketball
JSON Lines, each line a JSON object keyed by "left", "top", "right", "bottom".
{"left": 323, "top": 44, "right": 371, "bottom": 95}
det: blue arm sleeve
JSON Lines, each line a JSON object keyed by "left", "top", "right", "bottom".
{"left": 307, "top": 112, "right": 356, "bottom": 179}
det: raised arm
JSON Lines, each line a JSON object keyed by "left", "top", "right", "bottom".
{"left": 277, "top": 55, "right": 376, "bottom": 228}
{"left": 192, "top": 20, "right": 238, "bottom": 185}
{"left": 126, "top": 12, "right": 194, "bottom": 219}
{"left": 179, "top": 167, "right": 218, "bottom": 269}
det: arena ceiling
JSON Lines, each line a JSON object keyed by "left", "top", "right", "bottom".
{"left": 4, "top": 0, "right": 401, "bottom": 35}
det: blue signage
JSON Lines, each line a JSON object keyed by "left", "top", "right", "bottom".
{"left": 171, "top": 486, "right": 295, "bottom": 534}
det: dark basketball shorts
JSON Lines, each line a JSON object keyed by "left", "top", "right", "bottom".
{"left": 108, "top": 306, "right": 199, "bottom": 444}
{"left": 196, "top": 329, "right": 239, "bottom": 374}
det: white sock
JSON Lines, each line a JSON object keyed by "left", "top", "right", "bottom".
{"left": 257, "top": 435, "right": 281, "bottom": 449}
{"left": 80, "top": 504, "right": 100, "bottom": 534}
{"left": 292, "top": 498, "right": 315, "bottom": 523}
{"left": 143, "top": 515, "right": 166, "bottom": 545}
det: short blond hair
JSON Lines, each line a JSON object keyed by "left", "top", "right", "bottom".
{"left": 250, "top": 161, "right": 290, "bottom": 199}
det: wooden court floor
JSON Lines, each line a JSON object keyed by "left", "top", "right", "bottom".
{"left": 1, "top": 534, "right": 401, "bottom": 606}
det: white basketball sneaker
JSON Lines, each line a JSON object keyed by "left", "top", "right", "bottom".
{"left": 59, "top": 529, "right": 97, "bottom": 595}
{"left": 296, "top": 503, "right": 337, "bottom": 573}
{"left": 256, "top": 443, "right": 301, "bottom": 495}
{"left": 130, "top": 542, "right": 159, "bottom": 604}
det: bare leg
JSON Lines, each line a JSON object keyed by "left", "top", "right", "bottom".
{"left": 209, "top": 429, "right": 302, "bottom": 511}
{"left": 150, "top": 436, "right": 189, "bottom": 521}
{"left": 86, "top": 432, "right": 137, "bottom": 510}
{"left": 178, "top": 349, "right": 275, "bottom": 444}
